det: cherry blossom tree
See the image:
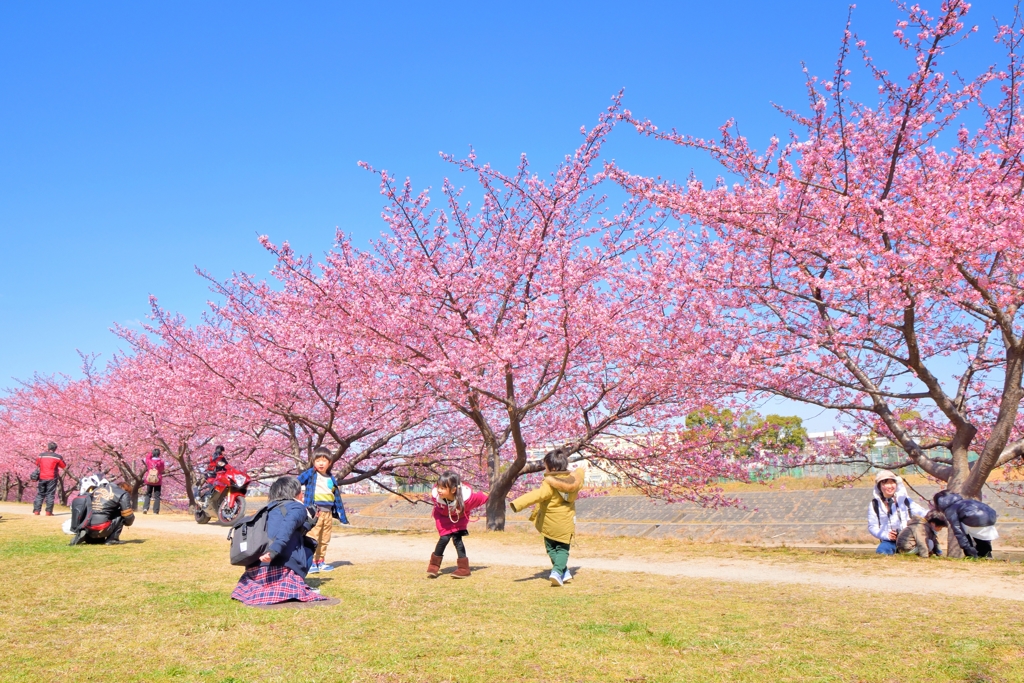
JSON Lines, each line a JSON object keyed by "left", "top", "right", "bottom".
{"left": 143, "top": 276, "right": 464, "bottom": 492}
{"left": 20, "top": 360, "right": 153, "bottom": 505}
{"left": 267, "top": 103, "right": 752, "bottom": 529}
{"left": 0, "top": 395, "right": 53, "bottom": 502}
{"left": 611, "top": 1, "right": 1024, "bottom": 535}
{"left": 0, "top": 351, "right": 209, "bottom": 509}
{"left": 0, "top": 374, "right": 95, "bottom": 504}
{"left": 109, "top": 328, "right": 279, "bottom": 509}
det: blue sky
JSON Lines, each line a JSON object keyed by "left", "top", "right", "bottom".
{"left": 0, "top": 1, "right": 1012, "bottom": 429}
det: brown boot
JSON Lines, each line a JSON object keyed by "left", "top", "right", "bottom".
{"left": 452, "top": 557, "right": 471, "bottom": 578}
{"left": 427, "top": 554, "right": 443, "bottom": 578}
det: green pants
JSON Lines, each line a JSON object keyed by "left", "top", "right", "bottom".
{"left": 544, "top": 537, "right": 571, "bottom": 574}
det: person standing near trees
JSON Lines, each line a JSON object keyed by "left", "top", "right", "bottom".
{"left": 142, "top": 448, "right": 165, "bottom": 514}
{"left": 296, "top": 447, "right": 349, "bottom": 573}
{"left": 426, "top": 470, "right": 488, "bottom": 579}
{"left": 867, "top": 470, "right": 927, "bottom": 555}
{"left": 32, "top": 441, "right": 65, "bottom": 516}
{"left": 509, "top": 451, "right": 586, "bottom": 587}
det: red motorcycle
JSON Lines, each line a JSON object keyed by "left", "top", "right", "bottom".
{"left": 193, "top": 465, "right": 251, "bottom": 524}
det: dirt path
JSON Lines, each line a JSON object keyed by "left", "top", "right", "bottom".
{"left": 4, "top": 503, "right": 1022, "bottom": 602}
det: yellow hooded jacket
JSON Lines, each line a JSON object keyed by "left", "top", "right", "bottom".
{"left": 509, "top": 466, "right": 586, "bottom": 544}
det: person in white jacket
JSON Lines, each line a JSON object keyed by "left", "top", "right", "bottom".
{"left": 867, "top": 470, "right": 927, "bottom": 554}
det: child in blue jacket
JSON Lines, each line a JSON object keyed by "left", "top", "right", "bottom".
{"left": 297, "top": 447, "right": 350, "bottom": 573}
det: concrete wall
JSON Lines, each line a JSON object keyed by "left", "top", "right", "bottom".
{"left": 343, "top": 488, "right": 1024, "bottom": 545}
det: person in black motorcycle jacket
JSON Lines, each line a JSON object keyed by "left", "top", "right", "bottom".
{"left": 932, "top": 490, "right": 999, "bottom": 558}
{"left": 69, "top": 474, "right": 136, "bottom": 546}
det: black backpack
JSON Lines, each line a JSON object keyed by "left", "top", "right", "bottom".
{"left": 227, "top": 502, "right": 279, "bottom": 567}
{"left": 873, "top": 497, "right": 913, "bottom": 523}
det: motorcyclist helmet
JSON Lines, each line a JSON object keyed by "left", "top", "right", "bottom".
{"left": 78, "top": 473, "right": 108, "bottom": 494}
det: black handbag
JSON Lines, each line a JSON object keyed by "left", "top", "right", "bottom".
{"left": 227, "top": 502, "right": 278, "bottom": 567}
{"left": 30, "top": 468, "right": 40, "bottom": 482}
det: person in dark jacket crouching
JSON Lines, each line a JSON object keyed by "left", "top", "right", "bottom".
{"left": 933, "top": 490, "right": 999, "bottom": 558}
{"left": 231, "top": 476, "right": 330, "bottom": 607}
{"left": 69, "top": 474, "right": 135, "bottom": 546}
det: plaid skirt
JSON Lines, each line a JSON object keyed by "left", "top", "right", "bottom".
{"left": 231, "top": 565, "right": 327, "bottom": 606}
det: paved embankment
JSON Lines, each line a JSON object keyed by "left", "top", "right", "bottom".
{"left": 345, "top": 487, "right": 1024, "bottom": 545}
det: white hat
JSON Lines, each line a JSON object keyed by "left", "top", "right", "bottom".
{"left": 874, "top": 470, "right": 899, "bottom": 485}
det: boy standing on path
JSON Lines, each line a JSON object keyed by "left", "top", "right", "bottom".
{"left": 509, "top": 451, "right": 586, "bottom": 587}
{"left": 33, "top": 442, "right": 66, "bottom": 516}
{"left": 297, "top": 447, "right": 350, "bottom": 573}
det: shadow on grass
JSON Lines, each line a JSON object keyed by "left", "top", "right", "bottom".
{"left": 437, "top": 565, "right": 489, "bottom": 576}
{"left": 514, "top": 566, "right": 582, "bottom": 582}
{"left": 251, "top": 597, "right": 342, "bottom": 610}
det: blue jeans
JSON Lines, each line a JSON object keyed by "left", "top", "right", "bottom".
{"left": 876, "top": 540, "right": 897, "bottom": 555}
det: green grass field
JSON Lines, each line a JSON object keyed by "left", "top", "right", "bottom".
{"left": 2, "top": 514, "right": 1022, "bottom": 683}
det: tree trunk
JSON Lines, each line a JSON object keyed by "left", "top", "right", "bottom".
{"left": 130, "top": 481, "right": 142, "bottom": 510}
{"left": 16, "top": 477, "right": 26, "bottom": 502}
{"left": 945, "top": 527, "right": 964, "bottom": 559}
{"left": 484, "top": 434, "right": 527, "bottom": 531}
{"left": 963, "top": 350, "right": 1023, "bottom": 499}
{"left": 183, "top": 462, "right": 198, "bottom": 509}
{"left": 485, "top": 447, "right": 539, "bottom": 530}
{"left": 486, "top": 476, "right": 517, "bottom": 530}
{"left": 485, "top": 440, "right": 510, "bottom": 530}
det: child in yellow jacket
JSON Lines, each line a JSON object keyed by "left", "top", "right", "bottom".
{"left": 509, "top": 450, "right": 586, "bottom": 587}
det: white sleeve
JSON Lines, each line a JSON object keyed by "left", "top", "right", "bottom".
{"left": 867, "top": 501, "right": 885, "bottom": 540}
{"left": 910, "top": 499, "right": 929, "bottom": 518}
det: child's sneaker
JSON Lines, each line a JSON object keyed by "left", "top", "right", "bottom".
{"left": 308, "top": 563, "right": 321, "bottom": 574}
{"left": 549, "top": 570, "right": 564, "bottom": 587}
{"left": 562, "top": 569, "right": 573, "bottom": 583}
{"left": 318, "top": 563, "right": 335, "bottom": 572}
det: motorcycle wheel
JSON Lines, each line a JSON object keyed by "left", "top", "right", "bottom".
{"left": 194, "top": 510, "right": 211, "bottom": 524}
{"left": 218, "top": 496, "right": 246, "bottom": 525}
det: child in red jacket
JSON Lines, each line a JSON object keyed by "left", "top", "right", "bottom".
{"left": 427, "top": 471, "right": 487, "bottom": 579}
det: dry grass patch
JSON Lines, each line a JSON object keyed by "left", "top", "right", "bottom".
{"left": 1, "top": 514, "right": 1022, "bottom": 683}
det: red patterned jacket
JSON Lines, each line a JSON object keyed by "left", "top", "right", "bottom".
{"left": 35, "top": 452, "right": 66, "bottom": 481}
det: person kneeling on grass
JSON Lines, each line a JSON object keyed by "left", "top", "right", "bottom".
{"left": 231, "top": 476, "right": 328, "bottom": 607}
{"left": 69, "top": 474, "right": 135, "bottom": 546}
{"left": 427, "top": 470, "right": 488, "bottom": 579}
{"left": 297, "top": 446, "right": 350, "bottom": 574}
{"left": 508, "top": 450, "right": 585, "bottom": 587}
{"left": 867, "top": 470, "right": 927, "bottom": 555}
{"left": 896, "top": 510, "right": 947, "bottom": 558}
